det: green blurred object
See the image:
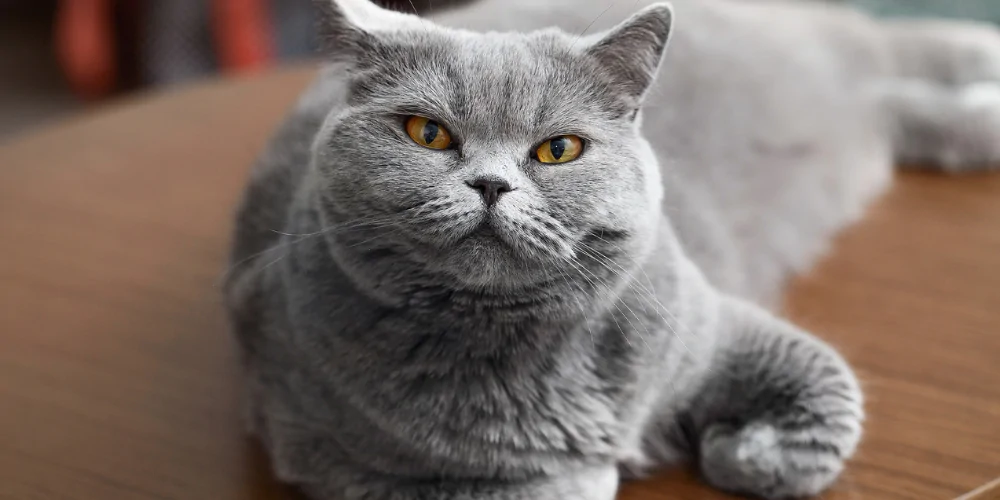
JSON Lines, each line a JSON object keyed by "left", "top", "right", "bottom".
{"left": 846, "top": 0, "right": 1000, "bottom": 24}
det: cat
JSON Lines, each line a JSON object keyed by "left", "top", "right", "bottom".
{"left": 223, "top": 0, "right": 1000, "bottom": 498}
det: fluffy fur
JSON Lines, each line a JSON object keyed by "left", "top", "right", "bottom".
{"left": 224, "top": 0, "right": 1000, "bottom": 498}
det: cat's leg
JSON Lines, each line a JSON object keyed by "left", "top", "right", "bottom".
{"left": 877, "top": 78, "right": 1000, "bottom": 170}
{"left": 685, "top": 298, "right": 863, "bottom": 499}
{"left": 875, "top": 19, "right": 1000, "bottom": 170}
{"left": 256, "top": 403, "right": 619, "bottom": 500}
{"left": 299, "top": 466, "right": 619, "bottom": 500}
{"left": 883, "top": 19, "right": 1000, "bottom": 85}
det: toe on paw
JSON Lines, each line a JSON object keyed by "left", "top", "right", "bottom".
{"left": 699, "top": 423, "right": 845, "bottom": 499}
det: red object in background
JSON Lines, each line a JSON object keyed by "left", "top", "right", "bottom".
{"left": 55, "top": 0, "right": 276, "bottom": 101}
{"left": 213, "top": 0, "right": 275, "bottom": 74}
{"left": 56, "top": 0, "right": 117, "bottom": 100}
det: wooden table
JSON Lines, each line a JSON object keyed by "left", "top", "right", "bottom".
{"left": 1, "top": 66, "right": 998, "bottom": 500}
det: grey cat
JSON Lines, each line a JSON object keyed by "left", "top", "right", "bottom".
{"left": 223, "top": 0, "right": 1000, "bottom": 498}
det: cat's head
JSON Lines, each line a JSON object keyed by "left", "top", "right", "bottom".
{"left": 312, "top": 0, "right": 672, "bottom": 293}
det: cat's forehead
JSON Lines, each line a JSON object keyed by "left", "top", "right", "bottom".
{"left": 354, "top": 29, "right": 629, "bottom": 136}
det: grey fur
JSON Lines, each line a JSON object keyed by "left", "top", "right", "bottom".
{"left": 224, "top": 0, "right": 1000, "bottom": 498}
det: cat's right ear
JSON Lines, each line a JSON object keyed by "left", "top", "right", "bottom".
{"left": 313, "top": 0, "right": 420, "bottom": 64}
{"left": 585, "top": 3, "right": 674, "bottom": 103}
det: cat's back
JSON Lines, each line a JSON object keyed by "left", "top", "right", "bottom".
{"left": 641, "top": 0, "right": 896, "bottom": 302}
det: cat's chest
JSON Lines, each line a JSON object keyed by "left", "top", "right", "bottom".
{"left": 434, "top": 364, "right": 619, "bottom": 449}
{"left": 340, "top": 319, "right": 642, "bottom": 469}
{"left": 284, "top": 253, "right": 648, "bottom": 468}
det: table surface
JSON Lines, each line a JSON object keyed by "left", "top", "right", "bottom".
{"left": 1, "top": 66, "right": 998, "bottom": 500}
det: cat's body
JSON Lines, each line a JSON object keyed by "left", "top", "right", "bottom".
{"left": 433, "top": 0, "right": 1000, "bottom": 304}
{"left": 225, "top": 1, "right": 1000, "bottom": 498}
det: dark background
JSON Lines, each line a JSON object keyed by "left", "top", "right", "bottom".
{"left": 1, "top": 0, "right": 996, "bottom": 140}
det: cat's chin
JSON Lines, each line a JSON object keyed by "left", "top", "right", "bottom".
{"left": 409, "top": 234, "right": 554, "bottom": 291}
{"left": 444, "top": 239, "right": 544, "bottom": 289}
{"left": 389, "top": 212, "right": 577, "bottom": 291}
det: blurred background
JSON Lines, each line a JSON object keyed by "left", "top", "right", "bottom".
{"left": 0, "top": 0, "right": 998, "bottom": 140}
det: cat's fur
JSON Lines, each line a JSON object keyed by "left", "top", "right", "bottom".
{"left": 224, "top": 0, "right": 1000, "bottom": 498}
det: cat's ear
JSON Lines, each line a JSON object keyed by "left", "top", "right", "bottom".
{"left": 313, "top": 0, "right": 421, "bottom": 63}
{"left": 585, "top": 3, "right": 674, "bottom": 102}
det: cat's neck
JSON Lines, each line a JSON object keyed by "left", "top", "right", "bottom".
{"left": 278, "top": 185, "right": 697, "bottom": 363}
{"left": 278, "top": 200, "right": 600, "bottom": 358}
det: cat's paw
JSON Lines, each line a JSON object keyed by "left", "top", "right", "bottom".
{"left": 699, "top": 421, "right": 852, "bottom": 499}
{"left": 942, "top": 82, "right": 1000, "bottom": 170}
{"left": 896, "top": 81, "right": 1000, "bottom": 172}
{"left": 953, "top": 25, "right": 1000, "bottom": 84}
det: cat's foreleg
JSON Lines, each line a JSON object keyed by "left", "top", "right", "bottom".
{"left": 299, "top": 464, "right": 619, "bottom": 500}
{"left": 686, "top": 298, "right": 863, "bottom": 499}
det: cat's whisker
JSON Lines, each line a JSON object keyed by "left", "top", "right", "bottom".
{"left": 576, "top": 242, "right": 698, "bottom": 359}
{"left": 223, "top": 214, "right": 406, "bottom": 285}
{"left": 223, "top": 232, "right": 324, "bottom": 286}
{"left": 225, "top": 238, "right": 301, "bottom": 290}
{"left": 577, "top": 245, "right": 671, "bottom": 337}
{"left": 397, "top": 0, "right": 432, "bottom": 32}
{"left": 577, "top": 242, "right": 688, "bottom": 337}
{"left": 269, "top": 229, "right": 318, "bottom": 237}
{"left": 569, "top": 254, "right": 655, "bottom": 354}
{"left": 572, "top": 246, "right": 696, "bottom": 404}
{"left": 572, "top": 0, "right": 624, "bottom": 49}
{"left": 253, "top": 252, "right": 290, "bottom": 280}
{"left": 405, "top": 0, "right": 420, "bottom": 16}
{"left": 557, "top": 271, "right": 599, "bottom": 350}
{"left": 585, "top": 247, "right": 688, "bottom": 342}
{"left": 346, "top": 227, "right": 406, "bottom": 249}
{"left": 223, "top": 239, "right": 298, "bottom": 283}
{"left": 502, "top": 220, "right": 566, "bottom": 263}
{"left": 582, "top": 235, "right": 671, "bottom": 308}
{"left": 565, "top": 255, "right": 654, "bottom": 352}
{"left": 561, "top": 257, "right": 633, "bottom": 348}
{"left": 271, "top": 212, "right": 402, "bottom": 238}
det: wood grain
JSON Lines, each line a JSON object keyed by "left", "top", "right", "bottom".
{"left": 959, "top": 478, "right": 1000, "bottom": 500}
{"left": 1, "top": 66, "right": 998, "bottom": 500}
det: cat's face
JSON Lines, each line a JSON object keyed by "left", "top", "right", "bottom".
{"left": 313, "top": 0, "right": 672, "bottom": 291}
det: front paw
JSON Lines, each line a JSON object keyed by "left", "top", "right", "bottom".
{"left": 700, "top": 423, "right": 839, "bottom": 499}
{"left": 696, "top": 325, "right": 864, "bottom": 498}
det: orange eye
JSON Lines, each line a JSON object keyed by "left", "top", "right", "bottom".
{"left": 405, "top": 116, "right": 452, "bottom": 150}
{"left": 535, "top": 135, "right": 583, "bottom": 164}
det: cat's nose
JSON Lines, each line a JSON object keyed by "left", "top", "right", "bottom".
{"left": 467, "top": 177, "right": 512, "bottom": 207}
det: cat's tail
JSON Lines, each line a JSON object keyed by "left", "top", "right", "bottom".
{"left": 877, "top": 19, "right": 1000, "bottom": 172}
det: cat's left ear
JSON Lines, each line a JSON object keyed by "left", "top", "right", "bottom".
{"left": 585, "top": 3, "right": 674, "bottom": 103}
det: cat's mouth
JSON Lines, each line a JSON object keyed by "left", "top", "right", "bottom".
{"left": 403, "top": 211, "right": 605, "bottom": 290}
{"left": 400, "top": 205, "right": 583, "bottom": 287}
{"left": 470, "top": 217, "right": 500, "bottom": 238}
{"left": 456, "top": 215, "right": 503, "bottom": 245}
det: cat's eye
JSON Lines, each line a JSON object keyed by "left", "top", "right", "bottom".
{"left": 535, "top": 135, "right": 583, "bottom": 164}
{"left": 405, "top": 116, "right": 452, "bottom": 150}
